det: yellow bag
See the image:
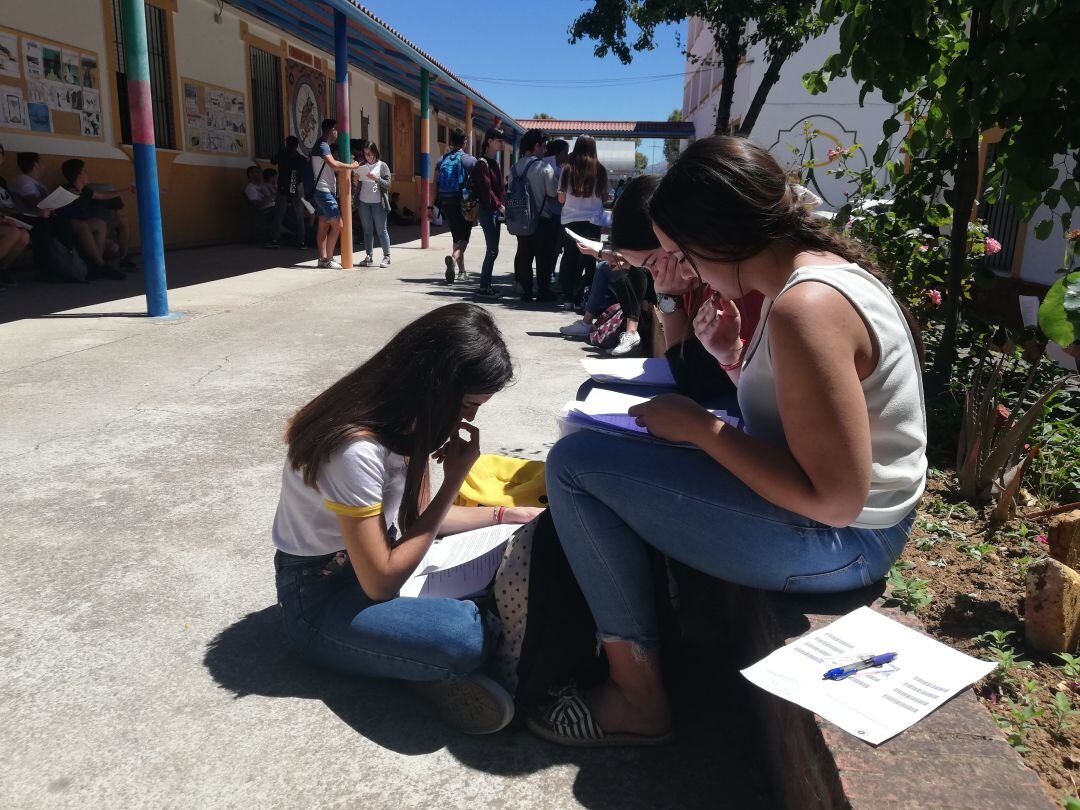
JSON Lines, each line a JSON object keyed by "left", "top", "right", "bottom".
{"left": 455, "top": 454, "right": 548, "bottom": 508}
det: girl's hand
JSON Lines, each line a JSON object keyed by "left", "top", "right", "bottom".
{"left": 646, "top": 252, "right": 698, "bottom": 295}
{"left": 435, "top": 422, "right": 481, "bottom": 483}
{"left": 694, "top": 296, "right": 743, "bottom": 365}
{"left": 503, "top": 506, "right": 544, "bottom": 524}
{"left": 575, "top": 241, "right": 600, "bottom": 258}
{"left": 628, "top": 394, "right": 716, "bottom": 445}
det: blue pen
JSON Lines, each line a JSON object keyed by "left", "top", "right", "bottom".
{"left": 822, "top": 652, "right": 898, "bottom": 681}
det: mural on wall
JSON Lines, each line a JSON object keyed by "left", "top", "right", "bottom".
{"left": 286, "top": 59, "right": 326, "bottom": 155}
{"left": 769, "top": 115, "right": 869, "bottom": 208}
{"left": 0, "top": 25, "right": 102, "bottom": 140}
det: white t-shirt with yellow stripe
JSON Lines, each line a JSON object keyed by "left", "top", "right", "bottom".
{"left": 272, "top": 436, "right": 407, "bottom": 556}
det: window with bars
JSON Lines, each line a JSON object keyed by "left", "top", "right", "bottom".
{"left": 378, "top": 99, "right": 393, "bottom": 167}
{"left": 980, "top": 142, "right": 1022, "bottom": 275}
{"left": 110, "top": 0, "right": 176, "bottom": 148}
{"left": 326, "top": 77, "right": 336, "bottom": 123}
{"left": 249, "top": 46, "right": 282, "bottom": 160}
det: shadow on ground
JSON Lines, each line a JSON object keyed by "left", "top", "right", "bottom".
{"left": 205, "top": 606, "right": 772, "bottom": 809}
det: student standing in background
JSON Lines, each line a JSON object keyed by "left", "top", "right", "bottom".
{"left": 435, "top": 127, "right": 477, "bottom": 285}
{"left": 310, "top": 119, "right": 360, "bottom": 270}
{"left": 470, "top": 127, "right": 507, "bottom": 297}
{"left": 356, "top": 142, "right": 393, "bottom": 268}
{"left": 543, "top": 139, "right": 570, "bottom": 291}
{"left": 557, "top": 136, "right": 608, "bottom": 308}
{"left": 509, "top": 128, "right": 558, "bottom": 302}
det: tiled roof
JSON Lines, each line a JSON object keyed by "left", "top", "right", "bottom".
{"left": 516, "top": 120, "right": 696, "bottom": 137}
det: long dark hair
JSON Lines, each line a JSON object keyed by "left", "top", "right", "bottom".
{"left": 286, "top": 303, "right": 513, "bottom": 531}
{"left": 561, "top": 135, "right": 607, "bottom": 198}
{"left": 610, "top": 174, "right": 661, "bottom": 252}
{"left": 650, "top": 135, "right": 923, "bottom": 357}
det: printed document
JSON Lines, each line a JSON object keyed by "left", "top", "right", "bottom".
{"left": 559, "top": 388, "right": 739, "bottom": 445}
{"left": 564, "top": 226, "right": 604, "bottom": 256}
{"left": 38, "top": 186, "right": 78, "bottom": 210}
{"left": 581, "top": 357, "right": 676, "bottom": 387}
{"left": 741, "top": 606, "right": 995, "bottom": 745}
{"left": 399, "top": 523, "right": 517, "bottom": 599}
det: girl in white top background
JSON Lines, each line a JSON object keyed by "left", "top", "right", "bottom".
{"left": 355, "top": 143, "right": 392, "bottom": 267}
{"left": 557, "top": 135, "right": 609, "bottom": 307}
{"left": 533, "top": 136, "right": 927, "bottom": 747}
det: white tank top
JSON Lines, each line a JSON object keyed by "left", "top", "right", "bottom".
{"left": 737, "top": 263, "right": 927, "bottom": 528}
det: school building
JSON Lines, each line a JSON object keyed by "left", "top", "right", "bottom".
{"left": 681, "top": 17, "right": 1071, "bottom": 288}
{"left": 0, "top": 0, "right": 525, "bottom": 250}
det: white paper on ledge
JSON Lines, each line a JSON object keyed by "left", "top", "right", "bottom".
{"left": 580, "top": 357, "right": 676, "bottom": 387}
{"left": 740, "top": 606, "right": 995, "bottom": 745}
{"left": 399, "top": 523, "right": 518, "bottom": 599}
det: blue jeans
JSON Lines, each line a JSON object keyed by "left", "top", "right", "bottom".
{"left": 477, "top": 207, "right": 500, "bottom": 289}
{"left": 313, "top": 190, "right": 340, "bottom": 221}
{"left": 359, "top": 202, "right": 390, "bottom": 258}
{"left": 546, "top": 431, "right": 914, "bottom": 649}
{"left": 585, "top": 261, "right": 617, "bottom": 316}
{"left": 275, "top": 550, "right": 496, "bottom": 681}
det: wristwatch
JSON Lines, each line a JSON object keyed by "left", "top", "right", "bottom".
{"left": 656, "top": 294, "right": 679, "bottom": 314}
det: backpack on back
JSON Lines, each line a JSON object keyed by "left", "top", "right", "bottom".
{"left": 504, "top": 158, "right": 545, "bottom": 237}
{"left": 436, "top": 151, "right": 467, "bottom": 198}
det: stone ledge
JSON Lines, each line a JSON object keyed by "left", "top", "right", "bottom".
{"left": 718, "top": 583, "right": 1054, "bottom": 809}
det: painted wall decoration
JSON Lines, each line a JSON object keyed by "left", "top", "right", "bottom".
{"left": 286, "top": 59, "right": 326, "bottom": 154}
{"left": 769, "top": 115, "right": 869, "bottom": 208}
{"left": 0, "top": 25, "right": 102, "bottom": 140}
{"left": 182, "top": 77, "right": 247, "bottom": 155}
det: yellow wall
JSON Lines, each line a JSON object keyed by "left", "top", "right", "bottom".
{"left": 0, "top": 0, "right": 459, "bottom": 249}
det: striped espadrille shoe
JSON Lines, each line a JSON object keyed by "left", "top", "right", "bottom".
{"left": 526, "top": 684, "right": 674, "bottom": 748}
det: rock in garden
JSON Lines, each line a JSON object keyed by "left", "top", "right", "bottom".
{"left": 1049, "top": 510, "right": 1080, "bottom": 570}
{"left": 1026, "top": 558, "right": 1080, "bottom": 653}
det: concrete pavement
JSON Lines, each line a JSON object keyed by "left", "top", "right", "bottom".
{"left": 0, "top": 230, "right": 770, "bottom": 808}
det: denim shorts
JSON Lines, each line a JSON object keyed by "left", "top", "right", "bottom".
{"left": 312, "top": 190, "right": 341, "bottom": 221}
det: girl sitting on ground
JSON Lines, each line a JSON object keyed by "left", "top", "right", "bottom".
{"left": 533, "top": 135, "right": 927, "bottom": 747}
{"left": 560, "top": 175, "right": 660, "bottom": 357}
{"left": 272, "top": 303, "right": 541, "bottom": 735}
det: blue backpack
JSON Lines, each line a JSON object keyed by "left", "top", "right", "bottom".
{"left": 436, "top": 151, "right": 467, "bottom": 198}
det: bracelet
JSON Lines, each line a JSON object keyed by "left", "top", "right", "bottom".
{"left": 495, "top": 506, "right": 506, "bottom": 524}
{"left": 719, "top": 338, "right": 747, "bottom": 372}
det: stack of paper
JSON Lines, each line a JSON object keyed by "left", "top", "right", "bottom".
{"left": 37, "top": 187, "right": 78, "bottom": 211}
{"left": 399, "top": 523, "right": 518, "bottom": 599}
{"left": 558, "top": 388, "right": 739, "bottom": 445}
{"left": 580, "top": 357, "right": 676, "bottom": 387}
{"left": 741, "top": 606, "right": 996, "bottom": 745}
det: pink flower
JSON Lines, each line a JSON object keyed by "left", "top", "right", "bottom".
{"left": 927, "top": 289, "right": 942, "bottom": 306}
{"left": 918, "top": 245, "right": 929, "bottom": 252}
{"left": 985, "top": 237, "right": 1002, "bottom": 256}
{"left": 827, "top": 148, "right": 840, "bottom": 161}
{"left": 1035, "top": 535, "right": 1049, "bottom": 545}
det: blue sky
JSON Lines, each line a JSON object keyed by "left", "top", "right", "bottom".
{"left": 363, "top": 1, "right": 687, "bottom": 164}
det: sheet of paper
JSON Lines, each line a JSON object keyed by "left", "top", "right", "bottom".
{"left": 559, "top": 390, "right": 739, "bottom": 445}
{"left": 399, "top": 523, "right": 517, "bottom": 599}
{"left": 581, "top": 357, "right": 676, "bottom": 387}
{"left": 1, "top": 215, "right": 32, "bottom": 231}
{"left": 1018, "top": 295, "right": 1041, "bottom": 328}
{"left": 38, "top": 187, "right": 78, "bottom": 211}
{"left": 564, "top": 226, "right": 604, "bottom": 256}
{"left": 741, "top": 606, "right": 995, "bottom": 745}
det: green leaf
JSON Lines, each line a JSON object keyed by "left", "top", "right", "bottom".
{"left": 1064, "top": 796, "right": 1080, "bottom": 810}
{"left": 883, "top": 117, "right": 901, "bottom": 137}
{"left": 1036, "top": 219, "right": 1054, "bottom": 240}
{"left": 1039, "top": 272, "right": 1080, "bottom": 347}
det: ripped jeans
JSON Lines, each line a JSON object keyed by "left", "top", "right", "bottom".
{"left": 546, "top": 430, "right": 914, "bottom": 651}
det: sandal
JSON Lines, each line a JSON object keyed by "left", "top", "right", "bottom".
{"left": 526, "top": 684, "right": 675, "bottom": 748}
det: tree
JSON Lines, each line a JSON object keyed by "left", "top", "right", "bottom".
{"left": 806, "top": 0, "right": 1080, "bottom": 385}
{"left": 533, "top": 112, "right": 555, "bottom": 119}
{"left": 664, "top": 109, "right": 683, "bottom": 164}
{"left": 635, "top": 151, "right": 649, "bottom": 171}
{"left": 569, "top": 0, "right": 827, "bottom": 136}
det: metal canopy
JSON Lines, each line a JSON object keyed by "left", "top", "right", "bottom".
{"left": 516, "top": 119, "right": 696, "bottom": 140}
{"left": 225, "top": 0, "right": 524, "bottom": 133}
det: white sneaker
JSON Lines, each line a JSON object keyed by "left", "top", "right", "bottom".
{"left": 559, "top": 319, "right": 593, "bottom": 338}
{"left": 610, "top": 330, "right": 642, "bottom": 356}
{"left": 319, "top": 258, "right": 342, "bottom": 269}
{"left": 359, "top": 256, "right": 374, "bottom": 267}
{"left": 415, "top": 673, "right": 515, "bottom": 735}
{"left": 456, "top": 269, "right": 468, "bottom": 283}
{"left": 380, "top": 256, "right": 391, "bottom": 268}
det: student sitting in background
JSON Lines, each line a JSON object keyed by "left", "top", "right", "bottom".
{"left": 388, "top": 192, "right": 419, "bottom": 226}
{"left": 56, "top": 159, "right": 131, "bottom": 280}
{"left": 244, "top": 165, "right": 275, "bottom": 237}
{"left": 0, "top": 144, "right": 31, "bottom": 287}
